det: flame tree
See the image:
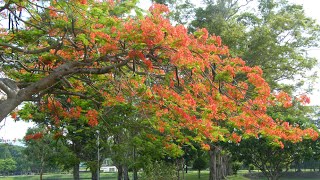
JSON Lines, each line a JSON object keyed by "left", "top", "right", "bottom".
{"left": 0, "top": 0, "right": 317, "bottom": 171}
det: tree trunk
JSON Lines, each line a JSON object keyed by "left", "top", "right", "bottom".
{"left": 217, "top": 148, "right": 222, "bottom": 180}
{"left": 0, "top": 98, "right": 21, "bottom": 121}
{"left": 270, "top": 175, "right": 280, "bottom": 180}
{"left": 123, "top": 166, "right": 130, "bottom": 180}
{"left": 185, "top": 161, "right": 188, "bottom": 174}
{"left": 73, "top": 163, "right": 80, "bottom": 180}
{"left": 297, "top": 162, "right": 302, "bottom": 172}
{"left": 40, "top": 171, "right": 43, "bottom": 180}
{"left": 133, "top": 146, "right": 138, "bottom": 180}
{"left": 209, "top": 145, "right": 217, "bottom": 180}
{"left": 133, "top": 170, "right": 138, "bottom": 180}
{"left": 198, "top": 169, "right": 201, "bottom": 179}
{"left": 226, "top": 156, "right": 233, "bottom": 175}
{"left": 91, "top": 169, "right": 98, "bottom": 180}
{"left": 39, "top": 152, "right": 44, "bottom": 180}
{"left": 182, "top": 158, "right": 185, "bottom": 180}
{"left": 219, "top": 152, "right": 227, "bottom": 179}
{"left": 117, "top": 165, "right": 123, "bottom": 180}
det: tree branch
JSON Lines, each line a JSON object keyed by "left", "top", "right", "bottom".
{"left": 76, "top": 60, "right": 129, "bottom": 74}
{"left": 0, "top": 42, "right": 61, "bottom": 54}
{"left": 0, "top": 78, "right": 19, "bottom": 98}
{"left": 0, "top": 1, "right": 11, "bottom": 12}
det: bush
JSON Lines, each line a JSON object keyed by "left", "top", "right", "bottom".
{"left": 231, "top": 161, "right": 242, "bottom": 175}
{"left": 249, "top": 164, "right": 255, "bottom": 172}
{"left": 140, "top": 161, "right": 177, "bottom": 180}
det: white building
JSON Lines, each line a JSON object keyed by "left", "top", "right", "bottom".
{"left": 101, "top": 158, "right": 118, "bottom": 173}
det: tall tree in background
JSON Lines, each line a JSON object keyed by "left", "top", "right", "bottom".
{"left": 24, "top": 126, "right": 66, "bottom": 180}
{"left": 190, "top": 0, "right": 320, "bottom": 92}
{"left": 0, "top": 143, "right": 29, "bottom": 175}
{"left": 0, "top": 158, "right": 16, "bottom": 176}
{"left": 152, "top": 0, "right": 194, "bottom": 25}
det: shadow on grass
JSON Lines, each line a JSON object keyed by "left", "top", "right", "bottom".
{"left": 243, "top": 171, "right": 320, "bottom": 180}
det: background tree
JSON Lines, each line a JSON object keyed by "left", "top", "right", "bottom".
{"left": 0, "top": 143, "right": 29, "bottom": 175}
{"left": 0, "top": 143, "right": 12, "bottom": 159}
{"left": 0, "top": 158, "right": 16, "bottom": 176}
{"left": 190, "top": 0, "right": 320, "bottom": 92}
{"left": 230, "top": 98, "right": 319, "bottom": 180}
{"left": 192, "top": 149, "right": 208, "bottom": 179}
{"left": 152, "top": 0, "right": 194, "bottom": 25}
{"left": 24, "top": 126, "right": 67, "bottom": 180}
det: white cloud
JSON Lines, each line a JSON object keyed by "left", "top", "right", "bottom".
{"left": 0, "top": 117, "right": 34, "bottom": 143}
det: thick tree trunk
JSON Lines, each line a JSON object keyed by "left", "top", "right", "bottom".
{"left": 91, "top": 169, "right": 98, "bottom": 180}
{"left": 123, "top": 166, "right": 130, "bottom": 180}
{"left": 219, "top": 151, "right": 227, "bottom": 179}
{"left": 117, "top": 165, "right": 123, "bottom": 180}
{"left": 73, "top": 163, "right": 80, "bottom": 180}
{"left": 217, "top": 148, "right": 222, "bottom": 180}
{"left": 0, "top": 98, "right": 21, "bottom": 121}
{"left": 209, "top": 145, "right": 217, "bottom": 180}
{"left": 225, "top": 156, "right": 233, "bottom": 176}
{"left": 270, "top": 175, "right": 280, "bottom": 180}
{"left": 264, "top": 170, "right": 280, "bottom": 180}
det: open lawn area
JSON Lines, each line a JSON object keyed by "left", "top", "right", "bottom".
{"left": 1, "top": 171, "right": 209, "bottom": 180}
{"left": 0, "top": 172, "right": 116, "bottom": 180}
{"left": 1, "top": 171, "right": 320, "bottom": 179}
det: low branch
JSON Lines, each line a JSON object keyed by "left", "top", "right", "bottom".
{"left": 0, "top": 78, "right": 19, "bottom": 98}
{"left": 125, "top": 64, "right": 165, "bottom": 78}
{"left": 0, "top": 42, "right": 61, "bottom": 54}
{"left": 76, "top": 60, "right": 129, "bottom": 74}
{"left": 0, "top": 57, "right": 129, "bottom": 121}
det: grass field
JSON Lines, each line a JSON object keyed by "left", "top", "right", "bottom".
{"left": 1, "top": 170, "right": 320, "bottom": 179}
{"left": 1, "top": 171, "right": 208, "bottom": 180}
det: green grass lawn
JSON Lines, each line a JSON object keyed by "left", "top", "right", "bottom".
{"left": 0, "top": 171, "right": 246, "bottom": 180}
{"left": 0, "top": 172, "right": 117, "bottom": 180}
{"left": 1, "top": 170, "right": 320, "bottom": 180}
{"left": 0, "top": 171, "right": 208, "bottom": 180}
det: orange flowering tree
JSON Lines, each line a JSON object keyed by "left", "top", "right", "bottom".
{"left": 0, "top": 0, "right": 317, "bottom": 153}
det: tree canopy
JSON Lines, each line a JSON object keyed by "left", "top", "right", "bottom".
{"left": 0, "top": 0, "right": 318, "bottom": 152}
{"left": 190, "top": 0, "right": 320, "bottom": 92}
